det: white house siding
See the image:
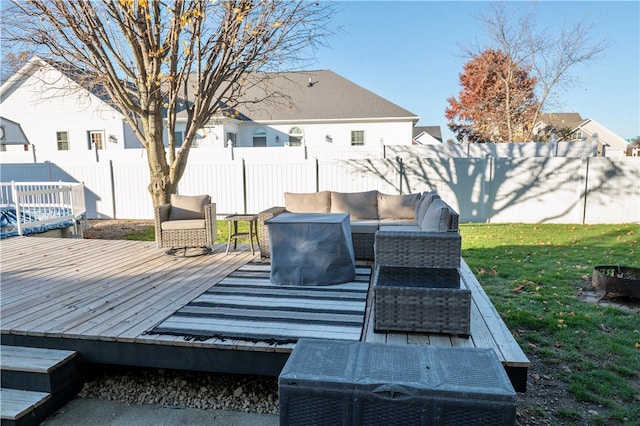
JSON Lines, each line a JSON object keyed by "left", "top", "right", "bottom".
{"left": 0, "top": 63, "right": 130, "bottom": 153}
{"left": 229, "top": 120, "right": 413, "bottom": 149}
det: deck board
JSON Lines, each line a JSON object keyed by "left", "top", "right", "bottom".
{"left": 1, "top": 236, "right": 530, "bottom": 383}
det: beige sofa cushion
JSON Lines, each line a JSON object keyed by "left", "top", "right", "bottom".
{"left": 331, "top": 190, "right": 378, "bottom": 219}
{"left": 285, "top": 191, "right": 331, "bottom": 213}
{"left": 169, "top": 194, "right": 210, "bottom": 220}
{"left": 421, "top": 198, "right": 452, "bottom": 232}
{"left": 377, "top": 193, "right": 421, "bottom": 219}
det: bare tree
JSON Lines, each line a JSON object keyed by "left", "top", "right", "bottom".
{"left": 469, "top": 2, "right": 610, "bottom": 141}
{"left": 2, "top": 0, "right": 335, "bottom": 206}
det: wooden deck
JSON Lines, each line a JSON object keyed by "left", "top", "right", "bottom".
{"left": 0, "top": 236, "right": 530, "bottom": 391}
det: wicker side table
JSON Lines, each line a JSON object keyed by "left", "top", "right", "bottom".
{"left": 373, "top": 265, "right": 471, "bottom": 336}
{"left": 224, "top": 214, "right": 260, "bottom": 255}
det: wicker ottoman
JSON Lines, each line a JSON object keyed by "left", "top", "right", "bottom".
{"left": 374, "top": 266, "right": 471, "bottom": 336}
{"left": 279, "top": 339, "right": 516, "bottom": 426}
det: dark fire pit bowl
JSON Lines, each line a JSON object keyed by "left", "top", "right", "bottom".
{"left": 592, "top": 266, "right": 640, "bottom": 299}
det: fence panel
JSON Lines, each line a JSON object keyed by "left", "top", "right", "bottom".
{"left": 583, "top": 158, "right": 640, "bottom": 224}
{"left": 244, "top": 160, "right": 317, "bottom": 213}
{"left": 0, "top": 163, "right": 53, "bottom": 182}
{"left": 487, "top": 157, "right": 586, "bottom": 223}
{"left": 48, "top": 162, "right": 115, "bottom": 219}
{"left": 178, "top": 162, "right": 245, "bottom": 217}
{"left": 111, "top": 163, "right": 153, "bottom": 219}
{"left": 402, "top": 158, "right": 487, "bottom": 222}
{"left": 318, "top": 159, "right": 399, "bottom": 194}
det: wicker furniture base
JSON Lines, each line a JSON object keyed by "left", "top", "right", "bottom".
{"left": 279, "top": 339, "right": 516, "bottom": 426}
{"left": 374, "top": 266, "right": 471, "bottom": 336}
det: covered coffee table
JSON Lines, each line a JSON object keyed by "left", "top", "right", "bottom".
{"left": 265, "top": 212, "right": 355, "bottom": 285}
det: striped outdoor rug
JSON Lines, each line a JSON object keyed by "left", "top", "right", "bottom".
{"left": 148, "top": 263, "right": 371, "bottom": 344}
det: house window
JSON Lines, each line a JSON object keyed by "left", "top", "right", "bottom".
{"left": 288, "top": 127, "right": 303, "bottom": 146}
{"left": 88, "top": 131, "right": 104, "bottom": 150}
{"left": 56, "top": 131, "right": 69, "bottom": 151}
{"left": 351, "top": 130, "right": 365, "bottom": 146}
{"left": 225, "top": 132, "right": 237, "bottom": 147}
{"left": 252, "top": 127, "right": 266, "bottom": 147}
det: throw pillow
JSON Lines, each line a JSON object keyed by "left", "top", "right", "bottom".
{"left": 284, "top": 191, "right": 331, "bottom": 213}
{"left": 169, "top": 194, "right": 210, "bottom": 221}
{"left": 330, "top": 190, "right": 378, "bottom": 219}
{"left": 377, "top": 193, "right": 421, "bottom": 219}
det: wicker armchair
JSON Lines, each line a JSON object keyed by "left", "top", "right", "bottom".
{"left": 155, "top": 194, "right": 217, "bottom": 256}
{"left": 258, "top": 206, "right": 286, "bottom": 258}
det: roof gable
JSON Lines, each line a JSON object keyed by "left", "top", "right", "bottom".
{"left": 197, "top": 70, "right": 419, "bottom": 122}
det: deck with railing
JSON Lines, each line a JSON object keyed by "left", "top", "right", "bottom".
{"left": 0, "top": 181, "right": 86, "bottom": 237}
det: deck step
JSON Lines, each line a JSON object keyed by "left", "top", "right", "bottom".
{"left": 0, "top": 389, "right": 50, "bottom": 425}
{"left": 1, "top": 345, "right": 80, "bottom": 426}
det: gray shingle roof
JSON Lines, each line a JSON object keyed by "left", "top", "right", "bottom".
{"left": 220, "top": 70, "right": 419, "bottom": 122}
{"left": 539, "top": 113, "right": 584, "bottom": 129}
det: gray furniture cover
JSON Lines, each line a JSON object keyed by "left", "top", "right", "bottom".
{"left": 266, "top": 212, "right": 355, "bottom": 285}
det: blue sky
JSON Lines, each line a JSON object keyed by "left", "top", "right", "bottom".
{"left": 311, "top": 1, "right": 640, "bottom": 142}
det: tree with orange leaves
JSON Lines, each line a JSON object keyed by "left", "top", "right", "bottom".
{"left": 446, "top": 49, "right": 539, "bottom": 143}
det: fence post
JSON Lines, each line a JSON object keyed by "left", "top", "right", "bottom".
{"left": 11, "top": 181, "right": 23, "bottom": 236}
{"left": 485, "top": 155, "right": 493, "bottom": 224}
{"left": 242, "top": 158, "right": 247, "bottom": 214}
{"left": 315, "top": 158, "right": 320, "bottom": 192}
{"left": 396, "top": 156, "right": 404, "bottom": 194}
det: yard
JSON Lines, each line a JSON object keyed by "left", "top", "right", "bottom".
{"left": 83, "top": 220, "right": 640, "bottom": 425}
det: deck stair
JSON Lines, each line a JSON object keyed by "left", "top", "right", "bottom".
{"left": 1, "top": 345, "right": 80, "bottom": 426}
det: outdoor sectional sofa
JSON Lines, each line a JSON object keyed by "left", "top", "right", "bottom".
{"left": 258, "top": 189, "right": 460, "bottom": 266}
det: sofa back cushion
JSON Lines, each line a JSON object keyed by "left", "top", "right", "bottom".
{"left": 377, "top": 193, "right": 421, "bottom": 220}
{"left": 169, "top": 194, "right": 210, "bottom": 220}
{"left": 416, "top": 191, "right": 440, "bottom": 223}
{"left": 285, "top": 191, "right": 331, "bottom": 213}
{"left": 421, "top": 198, "right": 455, "bottom": 232}
{"left": 331, "top": 190, "right": 378, "bottom": 219}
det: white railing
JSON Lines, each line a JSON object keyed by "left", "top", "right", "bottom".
{"left": 1, "top": 181, "right": 86, "bottom": 236}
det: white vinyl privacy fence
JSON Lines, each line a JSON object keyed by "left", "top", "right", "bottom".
{"left": 1, "top": 154, "right": 638, "bottom": 224}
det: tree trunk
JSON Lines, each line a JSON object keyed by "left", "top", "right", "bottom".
{"left": 144, "top": 114, "right": 172, "bottom": 207}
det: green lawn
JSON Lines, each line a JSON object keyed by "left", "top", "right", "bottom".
{"left": 460, "top": 223, "right": 639, "bottom": 424}
{"left": 124, "top": 221, "right": 639, "bottom": 423}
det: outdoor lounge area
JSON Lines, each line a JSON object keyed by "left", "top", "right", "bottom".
{"left": 0, "top": 229, "right": 530, "bottom": 424}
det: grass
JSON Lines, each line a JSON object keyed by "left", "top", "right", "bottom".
{"left": 121, "top": 221, "right": 249, "bottom": 243}
{"left": 460, "top": 223, "right": 639, "bottom": 424}
{"left": 123, "top": 221, "right": 640, "bottom": 423}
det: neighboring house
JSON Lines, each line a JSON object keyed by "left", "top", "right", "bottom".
{"left": 534, "top": 113, "right": 629, "bottom": 156}
{"left": 412, "top": 126, "right": 443, "bottom": 145}
{"left": 179, "top": 70, "right": 419, "bottom": 150}
{"left": 0, "top": 116, "right": 30, "bottom": 152}
{"left": 1, "top": 58, "right": 421, "bottom": 155}
{"left": 0, "top": 57, "right": 139, "bottom": 153}
{"left": 533, "top": 112, "right": 585, "bottom": 138}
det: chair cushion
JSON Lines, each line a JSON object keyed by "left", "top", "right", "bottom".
{"left": 421, "top": 198, "right": 451, "bottom": 232}
{"left": 331, "top": 190, "right": 378, "bottom": 219}
{"left": 169, "top": 194, "right": 210, "bottom": 220}
{"left": 161, "top": 219, "right": 206, "bottom": 230}
{"left": 285, "top": 191, "right": 331, "bottom": 213}
{"left": 377, "top": 193, "right": 421, "bottom": 219}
